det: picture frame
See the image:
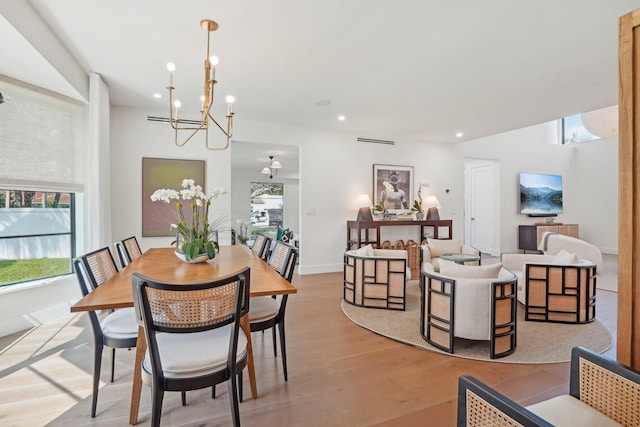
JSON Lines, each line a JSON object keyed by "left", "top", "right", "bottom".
{"left": 372, "top": 164, "right": 414, "bottom": 214}
{"left": 142, "top": 157, "right": 206, "bottom": 237}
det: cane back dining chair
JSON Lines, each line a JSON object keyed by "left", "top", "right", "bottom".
{"left": 131, "top": 267, "right": 251, "bottom": 427}
{"left": 73, "top": 247, "right": 138, "bottom": 418}
{"left": 251, "top": 233, "right": 272, "bottom": 261}
{"left": 114, "top": 235, "right": 142, "bottom": 269}
{"left": 248, "top": 241, "right": 298, "bottom": 382}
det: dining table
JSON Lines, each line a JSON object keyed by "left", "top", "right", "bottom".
{"left": 70, "top": 244, "right": 297, "bottom": 425}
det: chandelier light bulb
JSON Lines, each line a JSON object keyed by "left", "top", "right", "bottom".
{"left": 226, "top": 95, "right": 235, "bottom": 115}
{"left": 209, "top": 56, "right": 219, "bottom": 66}
{"left": 167, "top": 62, "right": 176, "bottom": 86}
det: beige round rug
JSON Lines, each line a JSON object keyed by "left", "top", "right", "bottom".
{"left": 342, "top": 282, "right": 613, "bottom": 363}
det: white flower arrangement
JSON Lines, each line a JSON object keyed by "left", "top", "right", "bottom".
{"left": 150, "top": 179, "right": 227, "bottom": 261}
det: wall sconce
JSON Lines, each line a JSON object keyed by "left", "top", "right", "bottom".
{"left": 261, "top": 155, "right": 282, "bottom": 179}
{"left": 422, "top": 195, "right": 441, "bottom": 220}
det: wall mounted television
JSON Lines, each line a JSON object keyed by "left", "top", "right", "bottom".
{"left": 519, "top": 172, "right": 563, "bottom": 217}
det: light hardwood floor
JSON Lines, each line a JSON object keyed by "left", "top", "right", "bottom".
{"left": 0, "top": 262, "right": 618, "bottom": 426}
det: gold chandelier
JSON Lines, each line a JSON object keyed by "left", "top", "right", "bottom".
{"left": 166, "top": 19, "right": 235, "bottom": 150}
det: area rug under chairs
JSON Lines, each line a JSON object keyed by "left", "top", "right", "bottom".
{"left": 341, "top": 283, "right": 613, "bottom": 364}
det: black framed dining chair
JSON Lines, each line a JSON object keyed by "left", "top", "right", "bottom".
{"left": 73, "top": 247, "right": 138, "bottom": 418}
{"left": 114, "top": 235, "right": 142, "bottom": 269}
{"left": 131, "top": 267, "right": 250, "bottom": 427}
{"left": 249, "top": 241, "right": 297, "bottom": 381}
{"left": 251, "top": 233, "right": 272, "bottom": 261}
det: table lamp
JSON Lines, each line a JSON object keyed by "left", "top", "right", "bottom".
{"left": 422, "top": 195, "right": 441, "bottom": 220}
{"left": 355, "top": 194, "right": 374, "bottom": 221}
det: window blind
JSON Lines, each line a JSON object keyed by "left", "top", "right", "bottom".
{"left": 0, "top": 76, "right": 85, "bottom": 192}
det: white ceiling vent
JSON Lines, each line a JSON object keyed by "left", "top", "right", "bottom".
{"left": 357, "top": 137, "right": 395, "bottom": 145}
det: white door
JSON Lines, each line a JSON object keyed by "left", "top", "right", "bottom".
{"left": 465, "top": 161, "right": 499, "bottom": 255}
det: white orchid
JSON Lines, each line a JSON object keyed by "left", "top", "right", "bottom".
{"left": 150, "top": 178, "right": 227, "bottom": 261}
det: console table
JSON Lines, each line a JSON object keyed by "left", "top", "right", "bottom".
{"left": 346, "top": 219, "right": 453, "bottom": 250}
{"left": 518, "top": 223, "right": 579, "bottom": 251}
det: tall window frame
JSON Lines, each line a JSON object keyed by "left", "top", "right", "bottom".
{"left": 0, "top": 76, "right": 85, "bottom": 287}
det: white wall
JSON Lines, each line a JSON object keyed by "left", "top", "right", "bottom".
{"left": 456, "top": 121, "right": 618, "bottom": 254}
{"left": 108, "top": 107, "right": 466, "bottom": 274}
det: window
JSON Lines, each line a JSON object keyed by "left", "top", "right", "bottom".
{"left": 562, "top": 114, "right": 598, "bottom": 144}
{"left": 250, "top": 182, "right": 284, "bottom": 238}
{"left": 0, "top": 190, "right": 76, "bottom": 286}
{"left": 0, "top": 77, "right": 85, "bottom": 286}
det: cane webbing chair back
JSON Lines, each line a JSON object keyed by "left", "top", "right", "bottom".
{"left": 252, "top": 233, "right": 272, "bottom": 261}
{"left": 83, "top": 247, "right": 119, "bottom": 290}
{"left": 73, "top": 248, "right": 138, "bottom": 418}
{"left": 269, "top": 241, "right": 297, "bottom": 282}
{"left": 132, "top": 268, "right": 250, "bottom": 427}
{"left": 248, "top": 241, "right": 297, "bottom": 384}
{"left": 115, "top": 236, "right": 142, "bottom": 268}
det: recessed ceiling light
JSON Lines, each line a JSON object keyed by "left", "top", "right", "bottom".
{"left": 337, "top": 115, "right": 346, "bottom": 121}
{"left": 314, "top": 100, "right": 331, "bottom": 107}
{"left": 153, "top": 93, "right": 162, "bottom": 99}
{"left": 455, "top": 132, "right": 464, "bottom": 138}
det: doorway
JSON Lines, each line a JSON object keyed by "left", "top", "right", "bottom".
{"left": 464, "top": 160, "right": 500, "bottom": 255}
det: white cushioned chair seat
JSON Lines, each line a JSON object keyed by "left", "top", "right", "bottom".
{"left": 526, "top": 395, "right": 622, "bottom": 427}
{"left": 142, "top": 325, "right": 248, "bottom": 380}
{"left": 249, "top": 296, "right": 279, "bottom": 322}
{"left": 101, "top": 307, "right": 138, "bottom": 339}
{"left": 423, "top": 263, "right": 514, "bottom": 341}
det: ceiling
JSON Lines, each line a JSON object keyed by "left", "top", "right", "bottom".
{"left": 1, "top": 0, "right": 638, "bottom": 149}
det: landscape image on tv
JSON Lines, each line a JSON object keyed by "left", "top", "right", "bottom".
{"left": 519, "top": 172, "right": 563, "bottom": 215}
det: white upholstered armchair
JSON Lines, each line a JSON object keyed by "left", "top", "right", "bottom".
{"left": 421, "top": 238, "right": 479, "bottom": 272}
{"left": 343, "top": 245, "right": 409, "bottom": 310}
{"left": 421, "top": 260, "right": 518, "bottom": 359}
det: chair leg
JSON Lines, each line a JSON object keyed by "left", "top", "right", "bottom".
{"left": 212, "top": 385, "right": 216, "bottom": 399}
{"left": 227, "top": 374, "right": 241, "bottom": 427}
{"left": 150, "top": 385, "right": 164, "bottom": 427}
{"left": 272, "top": 326, "right": 277, "bottom": 357}
{"left": 110, "top": 347, "right": 116, "bottom": 382}
{"left": 278, "top": 321, "right": 288, "bottom": 381}
{"left": 181, "top": 391, "right": 186, "bottom": 406}
{"left": 238, "top": 370, "right": 243, "bottom": 402}
{"left": 91, "top": 344, "right": 102, "bottom": 417}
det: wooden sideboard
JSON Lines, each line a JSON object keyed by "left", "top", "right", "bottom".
{"left": 346, "top": 219, "right": 453, "bottom": 250}
{"left": 518, "top": 223, "right": 579, "bottom": 251}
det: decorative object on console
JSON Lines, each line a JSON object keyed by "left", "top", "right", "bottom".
{"left": 164, "top": 19, "right": 236, "bottom": 150}
{"left": 261, "top": 155, "right": 282, "bottom": 179}
{"left": 422, "top": 195, "right": 441, "bottom": 220}
{"left": 413, "top": 181, "right": 428, "bottom": 220}
{"left": 373, "top": 164, "right": 413, "bottom": 214}
{"left": 355, "top": 194, "right": 374, "bottom": 221}
{"left": 150, "top": 178, "right": 226, "bottom": 261}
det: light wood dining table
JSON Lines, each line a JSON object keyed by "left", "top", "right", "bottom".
{"left": 70, "top": 245, "right": 297, "bottom": 425}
